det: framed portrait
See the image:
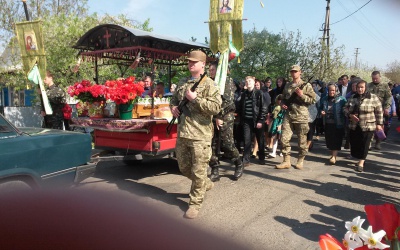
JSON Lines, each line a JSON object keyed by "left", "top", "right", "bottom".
{"left": 24, "top": 31, "right": 38, "bottom": 51}
{"left": 219, "top": 0, "right": 234, "bottom": 14}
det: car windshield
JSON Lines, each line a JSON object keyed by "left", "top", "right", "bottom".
{"left": 0, "top": 115, "right": 19, "bottom": 139}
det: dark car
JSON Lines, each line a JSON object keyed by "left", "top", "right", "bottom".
{"left": 0, "top": 113, "right": 96, "bottom": 191}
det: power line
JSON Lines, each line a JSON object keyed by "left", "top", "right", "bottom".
{"left": 331, "top": 0, "right": 372, "bottom": 25}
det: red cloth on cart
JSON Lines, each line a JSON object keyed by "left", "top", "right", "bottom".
{"left": 71, "top": 117, "right": 168, "bottom": 132}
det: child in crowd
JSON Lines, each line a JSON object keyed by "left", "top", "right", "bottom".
{"left": 268, "top": 94, "right": 285, "bottom": 158}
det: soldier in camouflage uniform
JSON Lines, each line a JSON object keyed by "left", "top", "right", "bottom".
{"left": 208, "top": 62, "right": 243, "bottom": 182}
{"left": 41, "top": 71, "right": 66, "bottom": 130}
{"left": 170, "top": 50, "right": 222, "bottom": 219}
{"left": 276, "top": 65, "right": 316, "bottom": 170}
{"left": 367, "top": 71, "right": 392, "bottom": 150}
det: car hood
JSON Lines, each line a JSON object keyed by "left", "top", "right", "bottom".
{"left": 18, "top": 127, "right": 77, "bottom": 136}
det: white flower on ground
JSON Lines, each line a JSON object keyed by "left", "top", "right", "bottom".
{"left": 359, "top": 226, "right": 390, "bottom": 249}
{"left": 345, "top": 216, "right": 366, "bottom": 238}
{"left": 342, "top": 231, "right": 363, "bottom": 250}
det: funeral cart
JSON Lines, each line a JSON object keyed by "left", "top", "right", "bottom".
{"left": 71, "top": 24, "right": 211, "bottom": 162}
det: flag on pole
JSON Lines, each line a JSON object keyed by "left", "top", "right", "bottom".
{"left": 209, "top": 0, "right": 244, "bottom": 54}
{"left": 15, "top": 20, "right": 46, "bottom": 79}
{"left": 15, "top": 20, "right": 52, "bottom": 114}
{"left": 28, "top": 64, "right": 52, "bottom": 114}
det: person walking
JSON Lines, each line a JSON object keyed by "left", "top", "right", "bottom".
{"left": 275, "top": 65, "right": 316, "bottom": 170}
{"left": 319, "top": 83, "right": 347, "bottom": 165}
{"left": 208, "top": 61, "right": 244, "bottom": 181}
{"left": 367, "top": 71, "right": 392, "bottom": 150}
{"left": 344, "top": 80, "right": 383, "bottom": 172}
{"left": 237, "top": 76, "right": 269, "bottom": 166}
{"left": 41, "top": 71, "right": 66, "bottom": 130}
{"left": 170, "top": 50, "right": 222, "bottom": 219}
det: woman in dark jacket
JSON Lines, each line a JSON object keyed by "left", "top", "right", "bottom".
{"left": 319, "top": 83, "right": 347, "bottom": 165}
{"left": 238, "top": 76, "right": 269, "bottom": 166}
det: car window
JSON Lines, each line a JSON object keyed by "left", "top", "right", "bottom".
{"left": 0, "top": 115, "right": 19, "bottom": 139}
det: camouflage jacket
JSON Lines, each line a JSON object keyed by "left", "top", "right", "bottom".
{"left": 367, "top": 82, "right": 392, "bottom": 110}
{"left": 170, "top": 76, "right": 222, "bottom": 141}
{"left": 216, "top": 77, "right": 236, "bottom": 119}
{"left": 282, "top": 80, "right": 316, "bottom": 123}
{"left": 344, "top": 92, "right": 383, "bottom": 131}
{"left": 46, "top": 85, "right": 66, "bottom": 114}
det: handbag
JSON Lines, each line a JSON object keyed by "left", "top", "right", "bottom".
{"left": 375, "top": 129, "right": 386, "bottom": 140}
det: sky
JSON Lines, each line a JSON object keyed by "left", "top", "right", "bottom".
{"left": 87, "top": 0, "right": 400, "bottom": 70}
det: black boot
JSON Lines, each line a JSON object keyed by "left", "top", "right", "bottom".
{"left": 210, "top": 166, "right": 220, "bottom": 182}
{"left": 233, "top": 159, "right": 244, "bottom": 180}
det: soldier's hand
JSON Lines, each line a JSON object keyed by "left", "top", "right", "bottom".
{"left": 185, "top": 89, "right": 197, "bottom": 101}
{"left": 321, "top": 111, "right": 326, "bottom": 116}
{"left": 282, "top": 104, "right": 288, "bottom": 110}
{"left": 171, "top": 106, "right": 180, "bottom": 118}
{"left": 216, "top": 119, "right": 224, "bottom": 130}
{"left": 295, "top": 88, "right": 303, "bottom": 97}
{"left": 256, "top": 122, "right": 262, "bottom": 129}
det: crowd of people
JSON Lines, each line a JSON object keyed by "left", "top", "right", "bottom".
{"left": 169, "top": 50, "right": 398, "bottom": 219}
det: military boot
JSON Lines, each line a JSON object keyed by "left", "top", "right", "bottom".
{"left": 275, "top": 155, "right": 291, "bottom": 169}
{"left": 295, "top": 156, "right": 305, "bottom": 170}
{"left": 233, "top": 159, "right": 244, "bottom": 180}
{"left": 210, "top": 166, "right": 220, "bottom": 182}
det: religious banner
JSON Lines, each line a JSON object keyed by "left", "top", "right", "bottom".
{"left": 209, "top": 0, "right": 244, "bottom": 54}
{"left": 16, "top": 20, "right": 52, "bottom": 114}
{"left": 15, "top": 20, "right": 46, "bottom": 79}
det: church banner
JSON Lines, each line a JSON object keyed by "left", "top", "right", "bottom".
{"left": 15, "top": 20, "right": 46, "bottom": 79}
{"left": 209, "top": 0, "right": 244, "bottom": 54}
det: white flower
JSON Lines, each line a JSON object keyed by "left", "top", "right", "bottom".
{"left": 343, "top": 231, "right": 363, "bottom": 250}
{"left": 359, "top": 226, "right": 390, "bottom": 249}
{"left": 345, "top": 216, "right": 366, "bottom": 238}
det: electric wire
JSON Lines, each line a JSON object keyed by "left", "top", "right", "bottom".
{"left": 331, "top": 0, "right": 372, "bottom": 25}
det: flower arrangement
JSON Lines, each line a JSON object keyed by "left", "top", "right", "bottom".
{"left": 319, "top": 203, "right": 400, "bottom": 250}
{"left": 104, "top": 76, "right": 145, "bottom": 105}
{"left": 67, "top": 80, "right": 106, "bottom": 103}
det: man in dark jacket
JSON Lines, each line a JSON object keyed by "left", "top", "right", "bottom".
{"left": 238, "top": 76, "right": 269, "bottom": 166}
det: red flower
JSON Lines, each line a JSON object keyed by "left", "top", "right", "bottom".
{"left": 365, "top": 204, "right": 400, "bottom": 241}
{"left": 104, "top": 76, "right": 144, "bottom": 105}
{"left": 319, "top": 234, "right": 345, "bottom": 250}
{"left": 68, "top": 80, "right": 105, "bottom": 102}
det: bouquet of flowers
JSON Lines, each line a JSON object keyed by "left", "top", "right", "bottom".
{"left": 104, "top": 76, "right": 144, "bottom": 105}
{"left": 319, "top": 203, "right": 400, "bottom": 250}
{"left": 67, "top": 80, "right": 106, "bottom": 103}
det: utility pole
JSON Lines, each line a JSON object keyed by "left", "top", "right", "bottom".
{"left": 354, "top": 48, "right": 360, "bottom": 69}
{"left": 320, "top": 0, "right": 331, "bottom": 80}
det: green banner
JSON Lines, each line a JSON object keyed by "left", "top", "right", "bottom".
{"left": 15, "top": 20, "right": 46, "bottom": 79}
{"left": 209, "top": 0, "right": 244, "bottom": 54}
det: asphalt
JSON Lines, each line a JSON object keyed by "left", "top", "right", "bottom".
{"left": 79, "top": 118, "right": 400, "bottom": 249}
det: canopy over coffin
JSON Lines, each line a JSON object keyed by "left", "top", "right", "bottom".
{"left": 73, "top": 24, "right": 211, "bottom": 65}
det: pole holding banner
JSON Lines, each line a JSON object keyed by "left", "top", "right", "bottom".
{"left": 16, "top": 1, "right": 52, "bottom": 114}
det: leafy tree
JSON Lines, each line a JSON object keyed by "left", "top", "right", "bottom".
{"left": 385, "top": 60, "right": 400, "bottom": 83}
{"left": 0, "top": 0, "right": 153, "bottom": 91}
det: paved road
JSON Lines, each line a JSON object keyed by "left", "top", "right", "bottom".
{"left": 77, "top": 119, "right": 400, "bottom": 249}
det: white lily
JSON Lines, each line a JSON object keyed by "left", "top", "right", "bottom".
{"left": 359, "top": 226, "right": 390, "bottom": 249}
{"left": 342, "top": 231, "right": 363, "bottom": 250}
{"left": 345, "top": 216, "right": 366, "bottom": 238}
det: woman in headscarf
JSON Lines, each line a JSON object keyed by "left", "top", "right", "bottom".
{"left": 319, "top": 83, "right": 347, "bottom": 165}
{"left": 343, "top": 80, "right": 384, "bottom": 172}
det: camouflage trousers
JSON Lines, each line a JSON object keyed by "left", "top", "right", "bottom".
{"left": 281, "top": 117, "right": 309, "bottom": 157}
{"left": 210, "top": 113, "right": 240, "bottom": 167}
{"left": 176, "top": 137, "right": 213, "bottom": 209}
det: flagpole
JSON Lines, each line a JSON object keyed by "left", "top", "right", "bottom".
{"left": 22, "top": 0, "right": 30, "bottom": 21}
